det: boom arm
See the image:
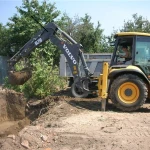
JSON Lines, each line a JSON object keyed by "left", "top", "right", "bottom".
{"left": 8, "top": 22, "right": 92, "bottom": 78}
{"left": 8, "top": 22, "right": 92, "bottom": 94}
{"left": 8, "top": 22, "right": 58, "bottom": 68}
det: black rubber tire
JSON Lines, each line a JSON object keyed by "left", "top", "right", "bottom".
{"left": 71, "top": 82, "right": 89, "bottom": 98}
{"left": 110, "top": 74, "right": 148, "bottom": 111}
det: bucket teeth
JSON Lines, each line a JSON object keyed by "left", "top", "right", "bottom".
{"left": 8, "top": 68, "right": 32, "bottom": 85}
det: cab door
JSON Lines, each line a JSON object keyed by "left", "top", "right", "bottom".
{"left": 134, "top": 36, "right": 150, "bottom": 78}
{"left": 110, "top": 36, "right": 133, "bottom": 66}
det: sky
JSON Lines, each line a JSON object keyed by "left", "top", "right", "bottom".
{"left": 0, "top": 0, "right": 150, "bottom": 36}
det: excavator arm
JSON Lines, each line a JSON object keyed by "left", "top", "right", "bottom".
{"left": 8, "top": 22, "right": 58, "bottom": 68}
{"left": 8, "top": 22, "right": 92, "bottom": 96}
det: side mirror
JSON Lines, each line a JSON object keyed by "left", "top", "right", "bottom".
{"left": 110, "top": 41, "right": 115, "bottom": 46}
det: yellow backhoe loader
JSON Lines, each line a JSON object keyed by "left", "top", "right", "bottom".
{"left": 7, "top": 20, "right": 150, "bottom": 112}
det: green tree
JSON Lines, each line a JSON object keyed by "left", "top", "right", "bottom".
{"left": 108, "top": 14, "right": 150, "bottom": 53}
{"left": 78, "top": 15, "right": 104, "bottom": 53}
{"left": 61, "top": 13, "right": 105, "bottom": 53}
{"left": 5, "top": 0, "right": 61, "bottom": 65}
{"left": 3, "top": 0, "right": 67, "bottom": 98}
{"left": 106, "top": 28, "right": 120, "bottom": 53}
{"left": 120, "top": 13, "right": 150, "bottom": 33}
{"left": 0, "top": 24, "right": 10, "bottom": 56}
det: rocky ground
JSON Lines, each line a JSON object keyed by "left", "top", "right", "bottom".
{"left": 0, "top": 88, "right": 150, "bottom": 150}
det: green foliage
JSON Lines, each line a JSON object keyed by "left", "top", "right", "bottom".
{"left": 22, "top": 61, "right": 66, "bottom": 99}
{"left": 4, "top": 0, "right": 61, "bottom": 65}
{"left": 61, "top": 13, "right": 105, "bottom": 53}
{"left": 120, "top": 13, "right": 150, "bottom": 33}
{"left": 100, "top": 35, "right": 114, "bottom": 53}
{"left": 0, "top": 24, "right": 10, "bottom": 56}
{"left": 0, "top": 0, "right": 110, "bottom": 58}
{"left": 106, "top": 29, "right": 119, "bottom": 53}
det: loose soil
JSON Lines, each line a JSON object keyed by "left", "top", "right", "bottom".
{"left": 0, "top": 88, "right": 150, "bottom": 150}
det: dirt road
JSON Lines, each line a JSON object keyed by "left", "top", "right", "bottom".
{"left": 0, "top": 89, "right": 150, "bottom": 150}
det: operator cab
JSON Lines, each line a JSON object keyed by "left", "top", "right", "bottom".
{"left": 113, "top": 37, "right": 133, "bottom": 65}
{"left": 110, "top": 32, "right": 150, "bottom": 77}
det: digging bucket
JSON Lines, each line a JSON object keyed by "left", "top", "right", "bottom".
{"left": 8, "top": 68, "right": 32, "bottom": 85}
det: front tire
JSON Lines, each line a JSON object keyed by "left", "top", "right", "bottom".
{"left": 110, "top": 74, "right": 148, "bottom": 111}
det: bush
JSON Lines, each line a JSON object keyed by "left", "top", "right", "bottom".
{"left": 22, "top": 62, "right": 66, "bottom": 98}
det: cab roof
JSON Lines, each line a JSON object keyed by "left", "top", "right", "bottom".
{"left": 115, "top": 32, "right": 150, "bottom": 37}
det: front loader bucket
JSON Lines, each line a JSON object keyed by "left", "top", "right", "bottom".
{"left": 8, "top": 68, "right": 32, "bottom": 85}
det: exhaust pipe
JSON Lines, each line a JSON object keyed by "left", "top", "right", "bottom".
{"left": 8, "top": 68, "right": 32, "bottom": 85}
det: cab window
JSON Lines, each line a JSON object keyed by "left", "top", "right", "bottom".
{"left": 135, "top": 36, "right": 150, "bottom": 76}
{"left": 135, "top": 36, "right": 150, "bottom": 64}
{"left": 113, "top": 37, "right": 133, "bottom": 65}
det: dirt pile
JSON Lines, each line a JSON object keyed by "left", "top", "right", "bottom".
{"left": 0, "top": 89, "right": 26, "bottom": 121}
{"left": 1, "top": 96, "right": 150, "bottom": 150}
{"left": 0, "top": 88, "right": 29, "bottom": 137}
{"left": 0, "top": 87, "right": 64, "bottom": 138}
{"left": 1, "top": 88, "right": 150, "bottom": 150}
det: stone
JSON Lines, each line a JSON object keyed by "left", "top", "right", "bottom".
{"left": 7, "top": 134, "right": 15, "bottom": 140}
{"left": 21, "top": 139, "right": 30, "bottom": 149}
{"left": 41, "top": 134, "right": 48, "bottom": 142}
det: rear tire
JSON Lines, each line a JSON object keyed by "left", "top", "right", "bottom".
{"left": 71, "top": 82, "right": 89, "bottom": 98}
{"left": 110, "top": 74, "right": 148, "bottom": 111}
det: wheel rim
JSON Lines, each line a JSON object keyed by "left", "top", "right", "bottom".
{"left": 118, "top": 82, "right": 139, "bottom": 104}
